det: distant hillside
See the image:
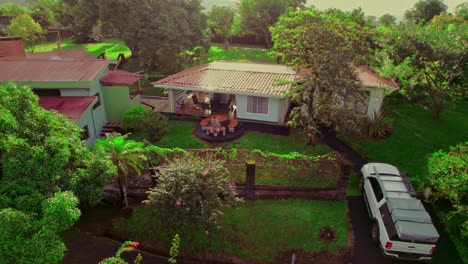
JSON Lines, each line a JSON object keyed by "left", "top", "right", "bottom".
{"left": 202, "top": 0, "right": 236, "bottom": 11}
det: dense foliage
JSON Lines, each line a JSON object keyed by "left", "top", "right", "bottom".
{"left": 122, "top": 106, "right": 168, "bottom": 143}
{"left": 271, "top": 9, "right": 371, "bottom": 137}
{"left": 427, "top": 142, "right": 468, "bottom": 238}
{"left": 208, "top": 5, "right": 235, "bottom": 49}
{"left": 375, "top": 11, "right": 467, "bottom": 119}
{"left": 404, "top": 0, "right": 447, "bottom": 24}
{"left": 0, "top": 82, "right": 115, "bottom": 262}
{"left": 144, "top": 157, "right": 241, "bottom": 232}
{"left": 0, "top": 191, "right": 80, "bottom": 263}
{"left": 98, "top": 0, "right": 210, "bottom": 72}
{"left": 6, "top": 14, "right": 45, "bottom": 52}
{"left": 238, "top": 0, "right": 305, "bottom": 47}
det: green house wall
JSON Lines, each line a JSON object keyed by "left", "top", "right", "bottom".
{"left": 102, "top": 86, "right": 141, "bottom": 122}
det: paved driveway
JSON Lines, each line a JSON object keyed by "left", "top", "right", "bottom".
{"left": 347, "top": 196, "right": 463, "bottom": 264}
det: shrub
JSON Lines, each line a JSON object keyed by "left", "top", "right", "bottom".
{"left": 122, "top": 106, "right": 169, "bottom": 143}
{"left": 144, "top": 157, "right": 242, "bottom": 232}
{"left": 366, "top": 109, "right": 392, "bottom": 139}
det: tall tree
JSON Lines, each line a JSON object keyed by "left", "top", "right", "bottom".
{"left": 6, "top": 14, "right": 45, "bottom": 52}
{"left": 0, "top": 83, "right": 114, "bottom": 262}
{"left": 238, "top": 0, "right": 306, "bottom": 48}
{"left": 99, "top": 0, "right": 209, "bottom": 72}
{"left": 94, "top": 133, "right": 147, "bottom": 207}
{"left": 271, "top": 10, "right": 369, "bottom": 137}
{"left": 379, "top": 13, "right": 397, "bottom": 27}
{"left": 404, "top": 0, "right": 448, "bottom": 24}
{"left": 375, "top": 18, "right": 467, "bottom": 119}
{"left": 208, "top": 5, "right": 235, "bottom": 49}
{"left": 59, "top": 0, "right": 99, "bottom": 43}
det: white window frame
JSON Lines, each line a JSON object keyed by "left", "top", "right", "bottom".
{"left": 247, "top": 96, "right": 268, "bottom": 114}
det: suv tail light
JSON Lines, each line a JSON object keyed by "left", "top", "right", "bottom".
{"left": 430, "top": 246, "right": 436, "bottom": 254}
{"left": 385, "top": 242, "right": 393, "bottom": 249}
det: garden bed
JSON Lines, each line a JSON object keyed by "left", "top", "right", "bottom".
{"left": 166, "top": 149, "right": 344, "bottom": 188}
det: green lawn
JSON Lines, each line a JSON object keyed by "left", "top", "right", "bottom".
{"left": 33, "top": 38, "right": 132, "bottom": 59}
{"left": 342, "top": 99, "right": 468, "bottom": 189}
{"left": 157, "top": 121, "right": 332, "bottom": 156}
{"left": 201, "top": 43, "right": 276, "bottom": 64}
{"left": 114, "top": 200, "right": 349, "bottom": 262}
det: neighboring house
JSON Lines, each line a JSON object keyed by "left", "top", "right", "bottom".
{"left": 153, "top": 61, "right": 398, "bottom": 126}
{"left": 0, "top": 37, "right": 141, "bottom": 146}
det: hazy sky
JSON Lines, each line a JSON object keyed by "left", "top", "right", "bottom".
{"left": 306, "top": 0, "right": 466, "bottom": 17}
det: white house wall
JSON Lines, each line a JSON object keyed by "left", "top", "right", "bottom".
{"left": 367, "top": 89, "right": 385, "bottom": 117}
{"left": 236, "top": 95, "right": 282, "bottom": 123}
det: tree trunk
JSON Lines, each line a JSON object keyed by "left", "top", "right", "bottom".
{"left": 223, "top": 37, "right": 230, "bottom": 50}
{"left": 117, "top": 176, "right": 125, "bottom": 207}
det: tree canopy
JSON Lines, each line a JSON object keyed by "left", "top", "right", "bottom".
{"left": 404, "top": 0, "right": 448, "bottom": 24}
{"left": 0, "top": 83, "right": 114, "bottom": 263}
{"left": 379, "top": 13, "right": 397, "bottom": 27}
{"left": 208, "top": 5, "right": 235, "bottom": 48}
{"left": 0, "top": 2, "right": 31, "bottom": 17}
{"left": 271, "top": 9, "right": 372, "bottom": 136}
{"left": 238, "top": 0, "right": 306, "bottom": 48}
{"left": 98, "top": 0, "right": 209, "bottom": 72}
{"left": 6, "top": 14, "right": 45, "bottom": 52}
{"left": 427, "top": 142, "right": 467, "bottom": 238}
{"left": 375, "top": 15, "right": 467, "bottom": 118}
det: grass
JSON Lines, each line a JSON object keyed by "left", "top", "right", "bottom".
{"left": 156, "top": 121, "right": 207, "bottom": 149}
{"left": 114, "top": 200, "right": 349, "bottom": 262}
{"left": 346, "top": 173, "right": 361, "bottom": 197}
{"left": 341, "top": 99, "right": 468, "bottom": 189}
{"left": 201, "top": 43, "right": 276, "bottom": 64}
{"left": 225, "top": 131, "right": 332, "bottom": 156}
{"left": 157, "top": 121, "right": 332, "bottom": 155}
{"left": 33, "top": 38, "right": 132, "bottom": 59}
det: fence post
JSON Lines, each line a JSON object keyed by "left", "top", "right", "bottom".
{"left": 245, "top": 160, "right": 256, "bottom": 199}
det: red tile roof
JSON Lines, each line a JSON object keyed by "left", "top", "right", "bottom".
{"left": 153, "top": 61, "right": 296, "bottom": 97}
{"left": 39, "top": 96, "right": 97, "bottom": 122}
{"left": 0, "top": 60, "right": 108, "bottom": 82}
{"left": 100, "top": 69, "right": 142, "bottom": 86}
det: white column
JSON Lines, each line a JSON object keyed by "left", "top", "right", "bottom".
{"left": 168, "top": 89, "right": 176, "bottom": 113}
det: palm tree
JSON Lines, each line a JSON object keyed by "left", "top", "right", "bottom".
{"left": 95, "top": 133, "right": 147, "bottom": 207}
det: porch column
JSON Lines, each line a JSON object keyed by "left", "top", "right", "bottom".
{"left": 168, "top": 89, "right": 176, "bottom": 113}
{"left": 367, "top": 89, "right": 384, "bottom": 117}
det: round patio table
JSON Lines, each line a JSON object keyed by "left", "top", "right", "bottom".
{"left": 200, "top": 114, "right": 228, "bottom": 128}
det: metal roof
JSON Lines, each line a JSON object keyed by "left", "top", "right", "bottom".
{"left": 39, "top": 96, "right": 97, "bottom": 122}
{"left": 0, "top": 60, "right": 108, "bottom": 82}
{"left": 100, "top": 69, "right": 142, "bottom": 86}
{"left": 153, "top": 61, "right": 297, "bottom": 97}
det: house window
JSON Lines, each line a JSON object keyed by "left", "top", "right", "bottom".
{"left": 81, "top": 125, "right": 90, "bottom": 140}
{"left": 247, "top": 96, "right": 268, "bottom": 114}
{"left": 93, "top": 92, "right": 101, "bottom": 110}
{"left": 33, "top": 89, "right": 61, "bottom": 96}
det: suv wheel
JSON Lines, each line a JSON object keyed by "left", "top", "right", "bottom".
{"left": 371, "top": 222, "right": 379, "bottom": 242}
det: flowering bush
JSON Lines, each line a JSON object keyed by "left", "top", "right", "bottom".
{"left": 144, "top": 157, "right": 241, "bottom": 231}
{"left": 99, "top": 241, "right": 142, "bottom": 264}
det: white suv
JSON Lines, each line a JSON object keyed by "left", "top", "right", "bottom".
{"left": 360, "top": 163, "right": 439, "bottom": 262}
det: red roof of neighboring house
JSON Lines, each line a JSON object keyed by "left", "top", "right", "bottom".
{"left": 0, "top": 60, "right": 108, "bottom": 82}
{"left": 296, "top": 66, "right": 399, "bottom": 90}
{"left": 39, "top": 96, "right": 97, "bottom": 122}
{"left": 152, "top": 61, "right": 296, "bottom": 97}
{"left": 100, "top": 69, "right": 142, "bottom": 86}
